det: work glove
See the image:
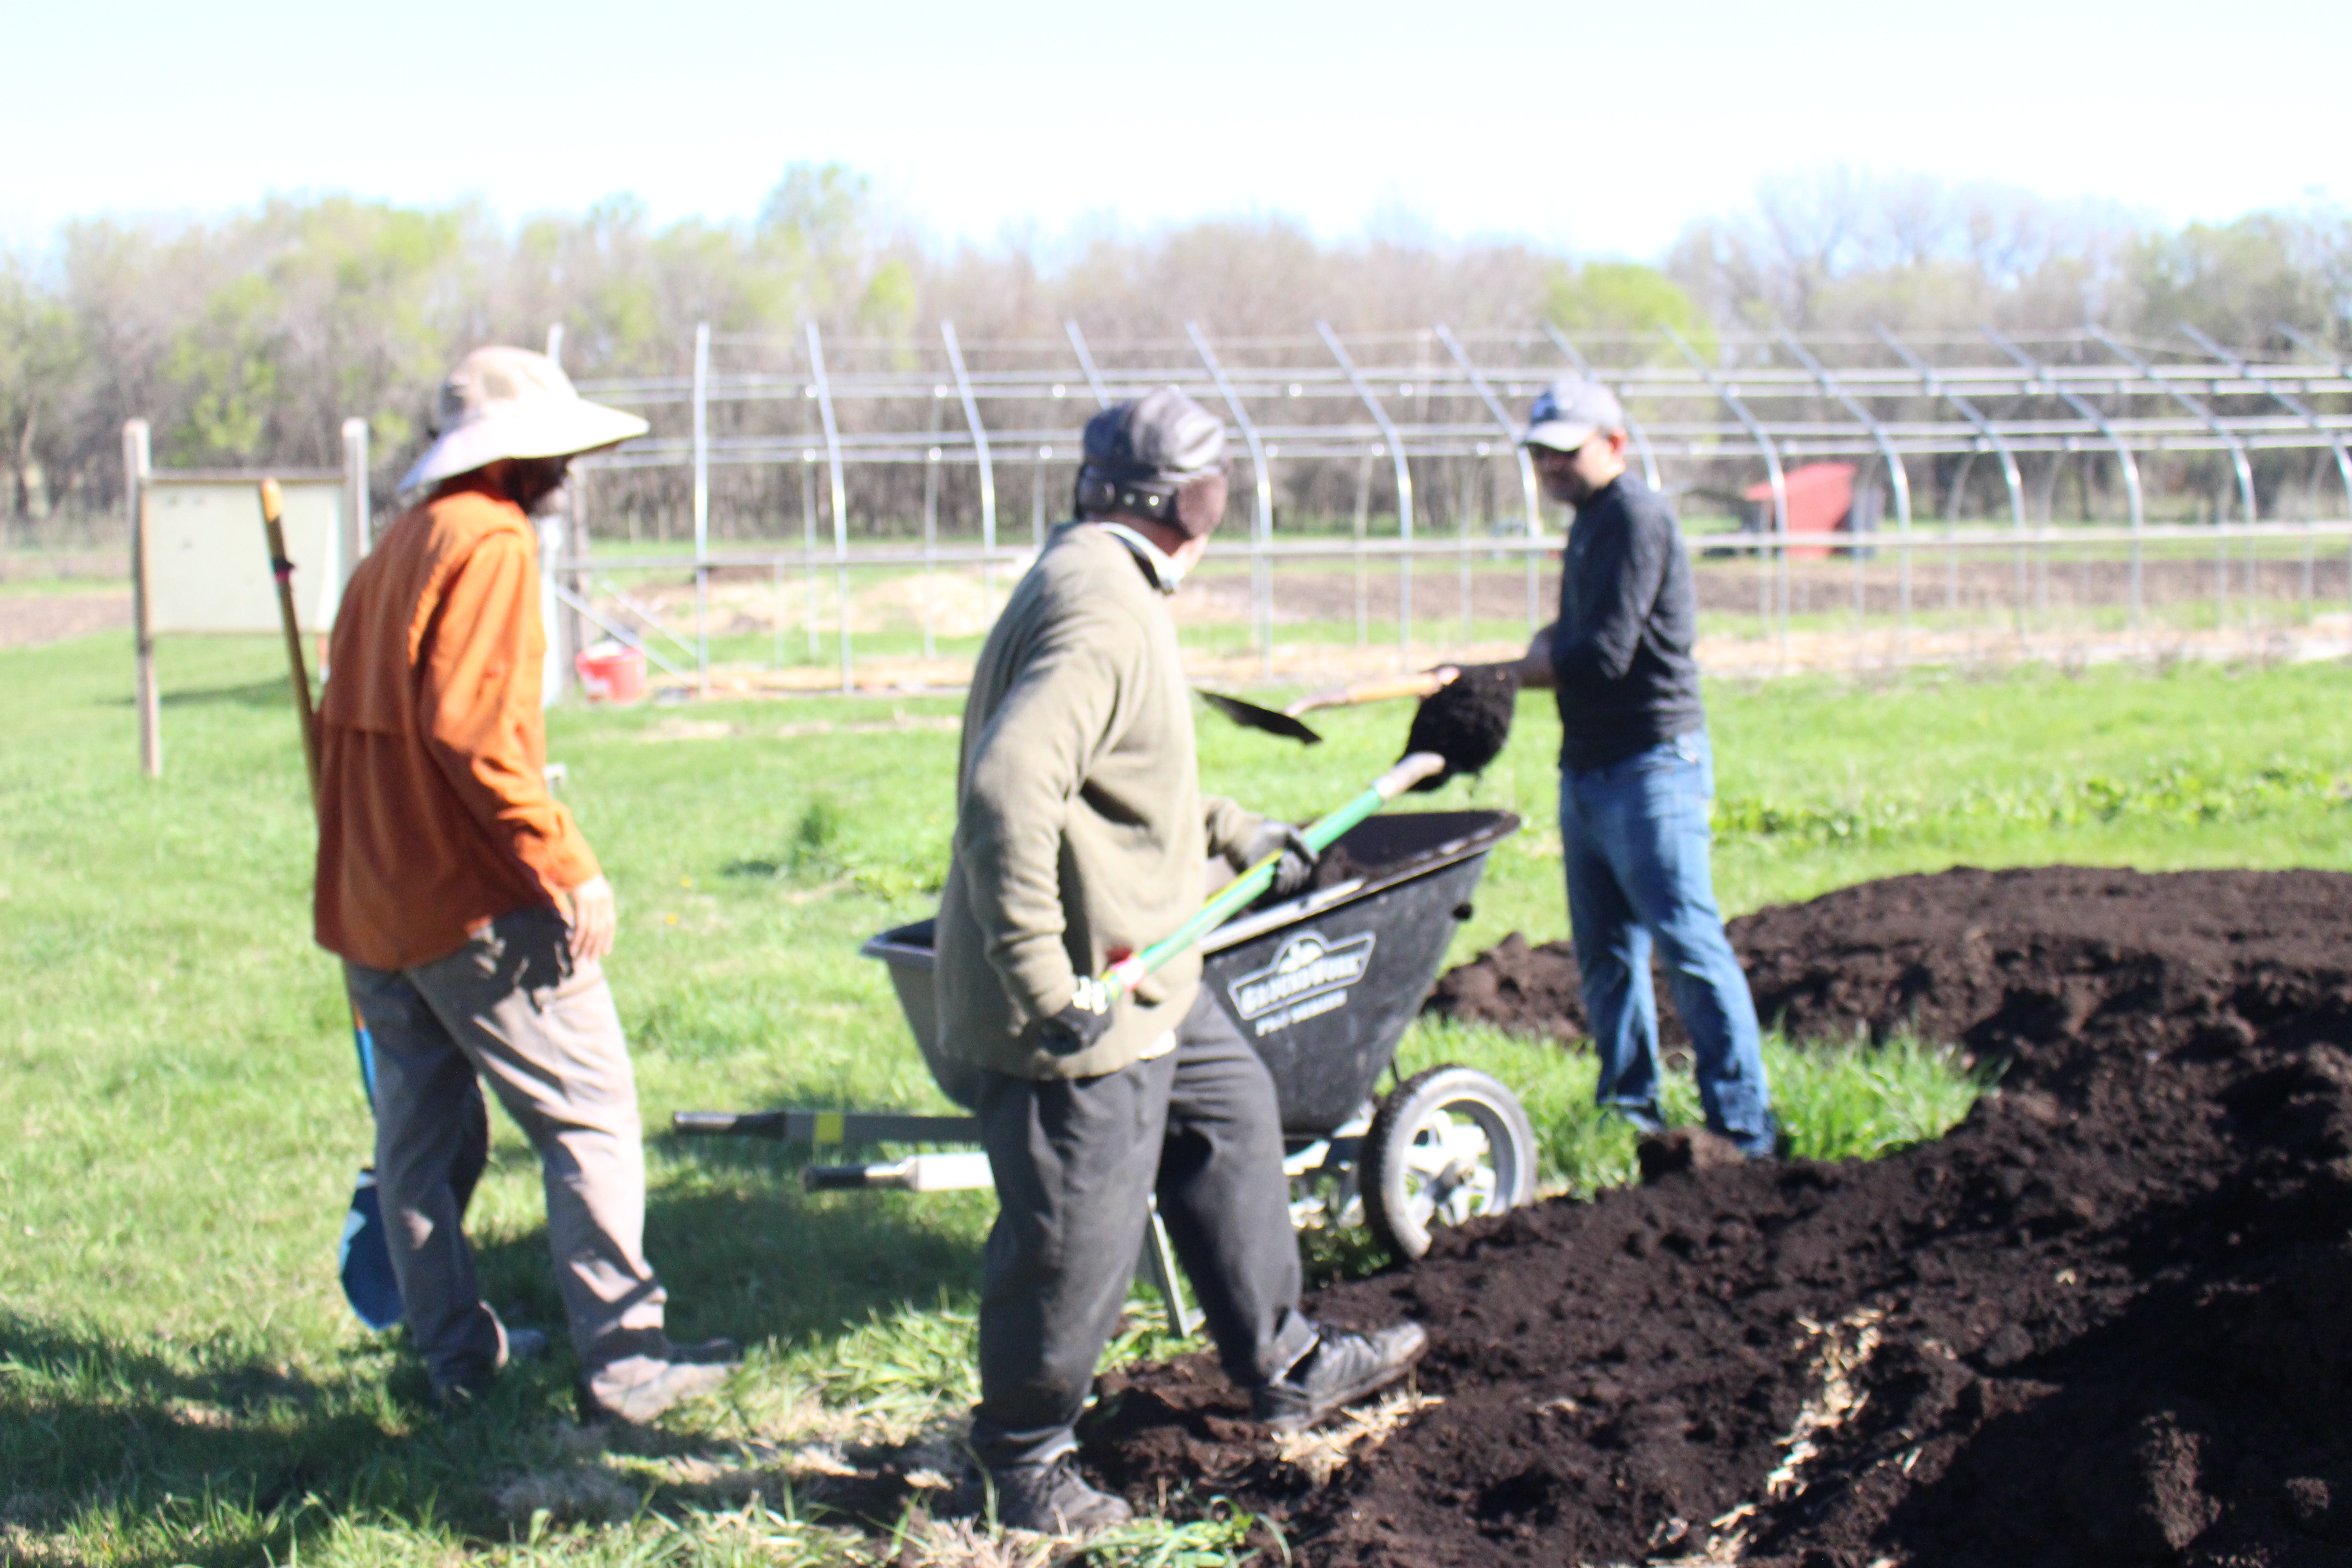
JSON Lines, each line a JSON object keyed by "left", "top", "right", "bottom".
{"left": 1243, "top": 820, "right": 1319, "bottom": 899}
{"left": 1027, "top": 974, "right": 1117, "bottom": 1057}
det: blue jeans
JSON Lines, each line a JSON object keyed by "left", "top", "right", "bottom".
{"left": 1560, "top": 731, "right": 1775, "bottom": 1155}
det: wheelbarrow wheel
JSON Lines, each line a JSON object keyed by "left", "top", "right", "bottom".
{"left": 1361, "top": 1065, "right": 1538, "bottom": 1261}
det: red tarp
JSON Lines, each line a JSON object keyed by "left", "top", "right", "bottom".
{"left": 1745, "top": 461, "right": 1856, "bottom": 560}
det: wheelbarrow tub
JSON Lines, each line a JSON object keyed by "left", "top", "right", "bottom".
{"left": 862, "top": 809, "right": 1519, "bottom": 1135}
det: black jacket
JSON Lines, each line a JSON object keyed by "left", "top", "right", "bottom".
{"left": 1550, "top": 473, "right": 1705, "bottom": 772}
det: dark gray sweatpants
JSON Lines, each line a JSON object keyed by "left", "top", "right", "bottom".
{"left": 969, "top": 988, "right": 1315, "bottom": 1470}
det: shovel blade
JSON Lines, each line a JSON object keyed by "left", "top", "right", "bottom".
{"left": 1197, "top": 689, "right": 1323, "bottom": 745}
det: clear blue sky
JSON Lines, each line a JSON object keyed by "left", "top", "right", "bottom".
{"left": 6, "top": 0, "right": 2343, "bottom": 258}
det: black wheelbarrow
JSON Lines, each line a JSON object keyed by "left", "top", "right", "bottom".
{"left": 675, "top": 809, "right": 1536, "bottom": 1289}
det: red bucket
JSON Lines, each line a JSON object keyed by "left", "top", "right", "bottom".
{"left": 575, "top": 642, "right": 646, "bottom": 704}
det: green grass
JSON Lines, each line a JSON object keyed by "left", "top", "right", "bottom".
{"left": 0, "top": 577, "right": 128, "bottom": 598}
{"left": 5, "top": 633, "right": 2352, "bottom": 1563}
{"left": 1390, "top": 1023, "right": 1990, "bottom": 1200}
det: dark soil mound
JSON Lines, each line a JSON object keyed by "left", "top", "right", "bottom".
{"left": 1306, "top": 842, "right": 1372, "bottom": 892}
{"left": 1081, "top": 867, "right": 2352, "bottom": 1566}
{"left": 1424, "top": 926, "right": 1597, "bottom": 1041}
{"left": 1403, "top": 663, "right": 1521, "bottom": 789}
{"left": 1430, "top": 864, "right": 2352, "bottom": 1057}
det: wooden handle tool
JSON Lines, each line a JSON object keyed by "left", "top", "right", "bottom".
{"left": 1285, "top": 667, "right": 1460, "bottom": 718}
{"left": 260, "top": 478, "right": 322, "bottom": 807}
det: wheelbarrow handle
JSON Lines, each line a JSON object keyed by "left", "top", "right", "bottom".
{"left": 804, "top": 1164, "right": 878, "bottom": 1190}
{"left": 673, "top": 1110, "right": 787, "bottom": 1137}
{"left": 1103, "top": 751, "right": 1446, "bottom": 996}
{"left": 804, "top": 1152, "right": 993, "bottom": 1192}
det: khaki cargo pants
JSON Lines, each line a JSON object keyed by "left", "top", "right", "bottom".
{"left": 345, "top": 906, "right": 669, "bottom": 1395}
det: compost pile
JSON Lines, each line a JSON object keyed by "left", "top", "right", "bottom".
{"left": 1081, "top": 867, "right": 2352, "bottom": 1566}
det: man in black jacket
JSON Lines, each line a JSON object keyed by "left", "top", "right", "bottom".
{"left": 1514, "top": 379, "right": 1775, "bottom": 1156}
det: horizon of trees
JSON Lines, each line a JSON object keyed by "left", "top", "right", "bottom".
{"left": 3, "top": 165, "right": 2347, "bottom": 542}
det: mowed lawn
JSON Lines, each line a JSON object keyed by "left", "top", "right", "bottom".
{"left": 4, "top": 632, "right": 2351, "bottom": 1565}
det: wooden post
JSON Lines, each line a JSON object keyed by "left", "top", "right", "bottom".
{"left": 125, "top": 420, "right": 159, "bottom": 777}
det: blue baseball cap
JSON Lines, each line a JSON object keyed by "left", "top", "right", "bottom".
{"left": 1520, "top": 377, "right": 1626, "bottom": 452}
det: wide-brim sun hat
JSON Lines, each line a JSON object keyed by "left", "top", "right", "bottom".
{"left": 398, "top": 345, "right": 650, "bottom": 494}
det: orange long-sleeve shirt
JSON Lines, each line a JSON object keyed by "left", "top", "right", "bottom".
{"left": 314, "top": 476, "right": 601, "bottom": 970}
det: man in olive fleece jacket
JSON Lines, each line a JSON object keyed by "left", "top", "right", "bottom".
{"left": 936, "top": 388, "right": 1427, "bottom": 1534}
{"left": 932, "top": 512, "right": 1265, "bottom": 1079}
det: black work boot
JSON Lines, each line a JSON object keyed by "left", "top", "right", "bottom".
{"left": 980, "top": 1455, "right": 1133, "bottom": 1534}
{"left": 427, "top": 1319, "right": 550, "bottom": 1415}
{"left": 1251, "top": 1322, "right": 1429, "bottom": 1434}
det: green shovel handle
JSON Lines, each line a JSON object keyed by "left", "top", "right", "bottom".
{"left": 1102, "top": 751, "right": 1445, "bottom": 996}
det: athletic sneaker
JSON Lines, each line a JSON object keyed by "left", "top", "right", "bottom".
{"left": 579, "top": 1337, "right": 742, "bottom": 1423}
{"left": 978, "top": 1455, "right": 1133, "bottom": 1534}
{"left": 1251, "top": 1322, "right": 1429, "bottom": 1433}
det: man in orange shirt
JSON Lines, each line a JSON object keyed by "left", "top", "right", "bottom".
{"left": 318, "top": 346, "right": 735, "bottom": 1420}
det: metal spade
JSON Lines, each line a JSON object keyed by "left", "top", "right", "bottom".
{"left": 1196, "top": 689, "right": 1324, "bottom": 745}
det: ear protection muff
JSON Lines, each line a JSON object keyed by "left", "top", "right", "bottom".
{"left": 1074, "top": 471, "right": 1179, "bottom": 523}
{"left": 1173, "top": 471, "right": 1227, "bottom": 536}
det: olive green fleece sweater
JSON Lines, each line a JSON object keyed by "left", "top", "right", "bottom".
{"left": 934, "top": 522, "right": 1263, "bottom": 1079}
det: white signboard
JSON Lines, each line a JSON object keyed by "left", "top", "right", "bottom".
{"left": 146, "top": 477, "right": 345, "bottom": 635}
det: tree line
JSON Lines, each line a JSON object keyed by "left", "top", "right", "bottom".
{"left": 2, "top": 164, "right": 2346, "bottom": 542}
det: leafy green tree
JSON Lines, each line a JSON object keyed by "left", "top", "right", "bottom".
{"left": 0, "top": 258, "right": 81, "bottom": 521}
{"left": 857, "top": 258, "right": 919, "bottom": 336}
{"left": 6, "top": 168, "right": 2350, "bottom": 544}
{"left": 1544, "top": 261, "right": 1711, "bottom": 360}
{"left": 264, "top": 197, "right": 469, "bottom": 464}
{"left": 511, "top": 199, "right": 668, "bottom": 374}
{"left": 756, "top": 161, "right": 882, "bottom": 329}
{"left": 161, "top": 274, "right": 279, "bottom": 466}
{"left": 758, "top": 162, "right": 870, "bottom": 263}
{"left": 2129, "top": 212, "right": 2342, "bottom": 350}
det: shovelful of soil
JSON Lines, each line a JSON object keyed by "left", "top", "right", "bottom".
{"left": 1081, "top": 866, "right": 2352, "bottom": 1567}
{"left": 1401, "top": 662, "right": 1521, "bottom": 789}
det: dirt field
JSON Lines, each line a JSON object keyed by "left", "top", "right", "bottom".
{"left": 0, "top": 591, "right": 130, "bottom": 649}
{"left": 635, "top": 550, "right": 2352, "bottom": 696}
{"left": 644, "top": 549, "right": 2350, "bottom": 644}
{"left": 1179, "top": 553, "right": 2352, "bottom": 629}
{"left": 1083, "top": 867, "right": 2352, "bottom": 1566}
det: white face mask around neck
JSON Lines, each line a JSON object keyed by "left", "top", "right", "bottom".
{"left": 1095, "top": 522, "right": 1186, "bottom": 593}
